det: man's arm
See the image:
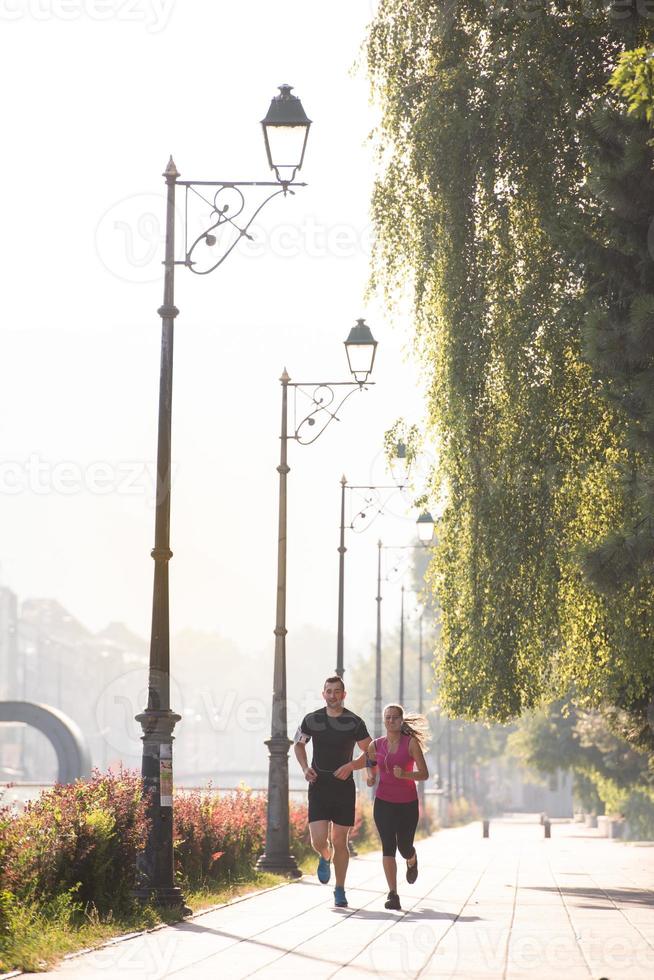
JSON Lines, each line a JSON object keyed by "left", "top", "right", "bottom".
{"left": 353, "top": 736, "right": 373, "bottom": 768}
{"left": 293, "top": 738, "right": 317, "bottom": 783}
{"left": 333, "top": 736, "right": 373, "bottom": 780}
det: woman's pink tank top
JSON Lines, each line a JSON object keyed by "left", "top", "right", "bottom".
{"left": 374, "top": 733, "right": 418, "bottom": 803}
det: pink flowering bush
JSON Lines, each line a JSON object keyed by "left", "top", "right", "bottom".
{"left": 173, "top": 788, "right": 314, "bottom": 883}
{"left": 0, "top": 774, "right": 376, "bottom": 932}
{"left": 0, "top": 829, "right": 10, "bottom": 940}
{"left": 173, "top": 788, "right": 267, "bottom": 882}
{"left": 288, "top": 800, "right": 313, "bottom": 861}
{"left": 0, "top": 770, "right": 148, "bottom": 915}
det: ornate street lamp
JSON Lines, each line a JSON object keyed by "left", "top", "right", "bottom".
{"left": 334, "top": 462, "right": 408, "bottom": 681}
{"left": 390, "top": 440, "right": 409, "bottom": 487}
{"left": 134, "top": 85, "right": 311, "bottom": 909}
{"left": 416, "top": 509, "right": 435, "bottom": 544}
{"left": 399, "top": 584, "right": 406, "bottom": 704}
{"left": 376, "top": 523, "right": 435, "bottom": 732}
{"left": 262, "top": 84, "right": 312, "bottom": 182}
{"left": 256, "top": 320, "right": 378, "bottom": 877}
{"left": 344, "top": 318, "right": 378, "bottom": 384}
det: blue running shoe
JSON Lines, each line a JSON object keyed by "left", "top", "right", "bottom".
{"left": 317, "top": 856, "right": 331, "bottom": 884}
{"left": 334, "top": 886, "right": 348, "bottom": 908}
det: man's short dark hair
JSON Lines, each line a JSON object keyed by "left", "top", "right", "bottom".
{"left": 323, "top": 675, "right": 345, "bottom": 691}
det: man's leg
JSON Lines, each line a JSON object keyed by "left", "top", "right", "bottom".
{"left": 331, "top": 823, "right": 351, "bottom": 888}
{"left": 308, "top": 820, "right": 331, "bottom": 861}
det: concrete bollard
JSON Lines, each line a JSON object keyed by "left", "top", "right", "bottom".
{"left": 482, "top": 819, "right": 490, "bottom": 838}
{"left": 543, "top": 819, "right": 551, "bottom": 838}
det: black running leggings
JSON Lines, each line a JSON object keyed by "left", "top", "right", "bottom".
{"left": 373, "top": 797, "right": 419, "bottom": 859}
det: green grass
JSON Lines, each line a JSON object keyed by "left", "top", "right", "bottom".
{"left": 0, "top": 872, "right": 287, "bottom": 975}
{"left": 0, "top": 819, "right": 407, "bottom": 973}
{"left": 1, "top": 837, "right": 432, "bottom": 973}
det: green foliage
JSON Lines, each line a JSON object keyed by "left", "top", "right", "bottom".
{"left": 366, "top": 0, "right": 654, "bottom": 731}
{"left": 447, "top": 797, "right": 480, "bottom": 827}
{"left": 610, "top": 46, "right": 654, "bottom": 122}
{"left": 0, "top": 890, "right": 10, "bottom": 947}
{"left": 0, "top": 771, "right": 148, "bottom": 916}
{"left": 573, "top": 107, "right": 654, "bottom": 592}
{"left": 508, "top": 699, "right": 654, "bottom": 825}
{"left": 618, "top": 788, "right": 654, "bottom": 838}
{"left": 384, "top": 419, "right": 420, "bottom": 466}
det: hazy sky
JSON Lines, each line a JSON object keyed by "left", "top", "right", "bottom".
{"left": 0, "top": 0, "right": 428, "bottom": 673}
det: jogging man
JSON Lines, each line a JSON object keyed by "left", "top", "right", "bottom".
{"left": 294, "top": 675, "right": 371, "bottom": 908}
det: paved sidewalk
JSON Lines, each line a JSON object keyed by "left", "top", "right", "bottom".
{"left": 22, "top": 818, "right": 654, "bottom": 979}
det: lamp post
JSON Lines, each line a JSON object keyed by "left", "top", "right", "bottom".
{"left": 417, "top": 608, "right": 424, "bottom": 716}
{"left": 448, "top": 718, "right": 454, "bottom": 797}
{"left": 256, "top": 321, "right": 378, "bottom": 877}
{"left": 416, "top": 606, "right": 426, "bottom": 815}
{"left": 334, "top": 459, "right": 407, "bottom": 680}
{"left": 399, "top": 585, "right": 405, "bottom": 704}
{"left": 336, "top": 475, "right": 348, "bottom": 679}
{"left": 375, "top": 538, "right": 382, "bottom": 737}
{"left": 133, "top": 84, "right": 311, "bottom": 908}
{"left": 373, "top": 509, "right": 435, "bottom": 734}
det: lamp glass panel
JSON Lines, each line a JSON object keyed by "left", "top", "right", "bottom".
{"left": 264, "top": 124, "right": 308, "bottom": 171}
{"left": 392, "top": 460, "right": 410, "bottom": 486}
{"left": 346, "top": 342, "right": 375, "bottom": 376}
{"left": 417, "top": 519, "right": 434, "bottom": 543}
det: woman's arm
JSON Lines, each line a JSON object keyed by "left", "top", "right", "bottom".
{"left": 392, "top": 737, "right": 429, "bottom": 781}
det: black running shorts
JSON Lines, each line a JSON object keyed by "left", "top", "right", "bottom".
{"left": 308, "top": 776, "right": 356, "bottom": 826}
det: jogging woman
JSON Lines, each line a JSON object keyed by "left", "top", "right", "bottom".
{"left": 366, "top": 703, "right": 429, "bottom": 910}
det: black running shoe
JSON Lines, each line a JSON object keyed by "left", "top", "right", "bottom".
{"left": 384, "top": 890, "right": 401, "bottom": 910}
{"left": 406, "top": 850, "right": 418, "bottom": 884}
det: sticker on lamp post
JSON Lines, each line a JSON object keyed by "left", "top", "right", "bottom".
{"left": 160, "top": 744, "right": 173, "bottom": 807}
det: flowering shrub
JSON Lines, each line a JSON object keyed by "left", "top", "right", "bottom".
{"left": 0, "top": 775, "right": 380, "bottom": 935}
{"left": 0, "top": 770, "right": 148, "bottom": 916}
{"left": 173, "top": 788, "right": 267, "bottom": 883}
{"left": 447, "top": 796, "right": 480, "bottom": 827}
{"left": 288, "top": 800, "right": 313, "bottom": 862}
{"left": 0, "top": 826, "right": 10, "bottom": 940}
{"left": 173, "top": 788, "right": 314, "bottom": 883}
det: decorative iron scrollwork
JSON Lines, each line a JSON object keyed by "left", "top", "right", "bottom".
{"left": 291, "top": 382, "right": 367, "bottom": 446}
{"left": 180, "top": 180, "right": 299, "bottom": 276}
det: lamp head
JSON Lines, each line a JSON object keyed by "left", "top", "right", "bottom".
{"left": 261, "top": 84, "right": 312, "bottom": 183}
{"left": 416, "top": 510, "right": 435, "bottom": 544}
{"left": 344, "top": 318, "right": 378, "bottom": 384}
{"left": 391, "top": 439, "right": 410, "bottom": 486}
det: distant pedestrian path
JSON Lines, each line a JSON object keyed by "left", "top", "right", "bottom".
{"left": 21, "top": 817, "right": 654, "bottom": 979}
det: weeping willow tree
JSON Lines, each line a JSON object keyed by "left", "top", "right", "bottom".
{"left": 367, "top": 2, "right": 654, "bottom": 735}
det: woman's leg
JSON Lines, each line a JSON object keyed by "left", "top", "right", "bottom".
{"left": 396, "top": 800, "right": 420, "bottom": 860}
{"left": 374, "top": 798, "right": 399, "bottom": 892}
{"left": 382, "top": 855, "right": 397, "bottom": 892}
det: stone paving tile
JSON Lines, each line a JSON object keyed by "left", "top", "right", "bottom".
{"left": 20, "top": 819, "right": 654, "bottom": 979}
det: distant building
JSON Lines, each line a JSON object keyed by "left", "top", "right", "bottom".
{"left": 0, "top": 592, "right": 148, "bottom": 780}
{"left": 0, "top": 585, "right": 18, "bottom": 700}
